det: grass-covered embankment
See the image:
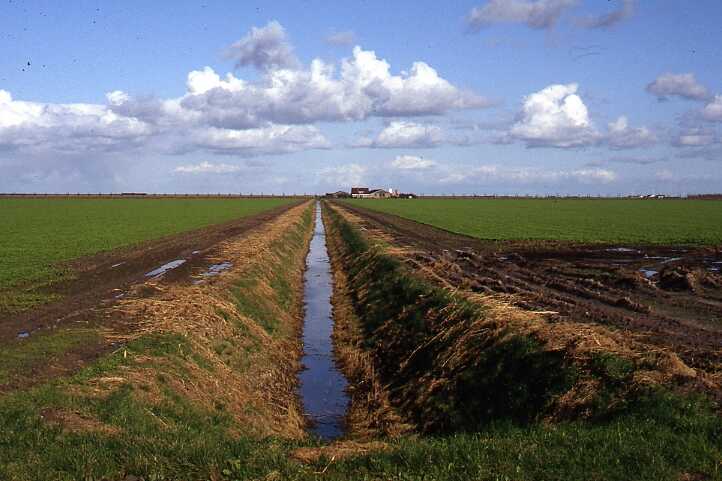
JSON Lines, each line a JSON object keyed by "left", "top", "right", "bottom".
{"left": 0, "top": 202, "right": 321, "bottom": 480}
{"left": 318, "top": 200, "right": 722, "bottom": 480}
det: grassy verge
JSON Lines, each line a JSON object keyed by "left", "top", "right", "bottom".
{"left": 325, "top": 202, "right": 578, "bottom": 431}
{"left": 318, "top": 201, "right": 722, "bottom": 480}
{"left": 0, "top": 329, "right": 101, "bottom": 386}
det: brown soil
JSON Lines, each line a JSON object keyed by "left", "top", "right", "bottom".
{"left": 334, "top": 201, "right": 722, "bottom": 384}
{"left": 40, "top": 407, "right": 120, "bottom": 435}
{"left": 0, "top": 201, "right": 302, "bottom": 390}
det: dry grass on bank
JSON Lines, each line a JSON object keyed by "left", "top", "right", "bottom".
{"left": 70, "top": 200, "right": 315, "bottom": 439}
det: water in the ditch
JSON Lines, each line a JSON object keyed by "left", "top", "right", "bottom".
{"left": 299, "top": 202, "right": 350, "bottom": 440}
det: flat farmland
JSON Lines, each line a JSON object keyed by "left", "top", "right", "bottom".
{"left": 0, "top": 197, "right": 294, "bottom": 311}
{"left": 345, "top": 198, "right": 722, "bottom": 245}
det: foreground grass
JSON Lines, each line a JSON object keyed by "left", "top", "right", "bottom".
{"left": 0, "top": 197, "right": 293, "bottom": 311}
{"left": 327, "top": 393, "right": 722, "bottom": 481}
{"left": 0, "top": 329, "right": 100, "bottom": 385}
{"left": 346, "top": 198, "right": 722, "bottom": 244}
{"left": 1, "top": 354, "right": 719, "bottom": 480}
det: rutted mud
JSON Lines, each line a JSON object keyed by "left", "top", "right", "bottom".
{"left": 0, "top": 201, "right": 304, "bottom": 391}
{"left": 334, "top": 201, "right": 722, "bottom": 390}
{"left": 145, "top": 259, "right": 186, "bottom": 278}
{"left": 0, "top": 201, "right": 301, "bottom": 345}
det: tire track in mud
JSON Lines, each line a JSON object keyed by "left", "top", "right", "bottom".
{"left": 0, "top": 201, "right": 302, "bottom": 341}
{"left": 0, "top": 200, "right": 307, "bottom": 392}
{"left": 332, "top": 200, "right": 722, "bottom": 395}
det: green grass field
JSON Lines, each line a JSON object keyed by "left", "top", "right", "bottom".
{"left": 346, "top": 198, "right": 722, "bottom": 244}
{"left": 0, "top": 197, "right": 293, "bottom": 311}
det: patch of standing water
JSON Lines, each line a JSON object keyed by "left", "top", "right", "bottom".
{"left": 606, "top": 247, "right": 639, "bottom": 253}
{"left": 145, "top": 259, "right": 186, "bottom": 278}
{"left": 299, "top": 202, "right": 349, "bottom": 440}
{"left": 17, "top": 331, "right": 30, "bottom": 339}
{"left": 202, "top": 262, "right": 232, "bottom": 277}
{"left": 193, "top": 262, "right": 233, "bottom": 285}
{"left": 639, "top": 268, "right": 658, "bottom": 278}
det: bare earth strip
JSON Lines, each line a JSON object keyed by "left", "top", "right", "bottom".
{"left": 0, "top": 201, "right": 309, "bottom": 398}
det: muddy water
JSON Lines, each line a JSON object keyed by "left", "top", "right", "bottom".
{"left": 145, "top": 259, "right": 186, "bottom": 278}
{"left": 299, "top": 202, "right": 349, "bottom": 439}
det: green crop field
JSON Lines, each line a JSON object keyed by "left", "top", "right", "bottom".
{"left": 0, "top": 197, "right": 293, "bottom": 311}
{"left": 345, "top": 198, "right": 722, "bottom": 245}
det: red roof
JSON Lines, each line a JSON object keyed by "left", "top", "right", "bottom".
{"left": 351, "top": 187, "right": 369, "bottom": 194}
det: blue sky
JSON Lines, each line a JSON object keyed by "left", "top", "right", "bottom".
{"left": 1, "top": 0, "right": 721, "bottom": 194}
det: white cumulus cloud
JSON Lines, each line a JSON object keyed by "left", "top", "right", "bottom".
{"left": 0, "top": 89, "right": 152, "bottom": 154}
{"left": 646, "top": 73, "right": 709, "bottom": 101}
{"left": 182, "top": 125, "right": 330, "bottom": 156}
{"left": 224, "top": 21, "right": 299, "bottom": 71}
{"left": 0, "top": 22, "right": 488, "bottom": 157}
{"left": 606, "top": 116, "right": 656, "bottom": 149}
{"left": 170, "top": 45, "right": 489, "bottom": 128}
{"left": 319, "top": 163, "right": 367, "bottom": 187}
{"left": 702, "top": 95, "right": 722, "bottom": 121}
{"left": 508, "top": 83, "right": 599, "bottom": 148}
{"left": 673, "top": 128, "right": 716, "bottom": 147}
{"left": 391, "top": 155, "right": 437, "bottom": 170}
{"left": 354, "top": 121, "right": 445, "bottom": 148}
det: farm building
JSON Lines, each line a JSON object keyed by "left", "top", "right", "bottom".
{"left": 368, "top": 189, "right": 393, "bottom": 198}
{"left": 325, "top": 190, "right": 351, "bottom": 198}
{"left": 351, "top": 187, "right": 370, "bottom": 197}
{"left": 351, "top": 187, "right": 400, "bottom": 198}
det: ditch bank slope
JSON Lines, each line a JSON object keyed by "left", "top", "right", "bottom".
{"left": 324, "top": 200, "right": 721, "bottom": 434}
{"left": 0, "top": 201, "right": 317, "bottom": 480}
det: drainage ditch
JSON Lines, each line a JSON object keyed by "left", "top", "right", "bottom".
{"left": 298, "top": 202, "right": 350, "bottom": 439}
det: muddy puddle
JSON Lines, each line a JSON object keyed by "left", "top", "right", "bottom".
{"left": 192, "top": 261, "right": 233, "bottom": 285}
{"left": 298, "top": 202, "right": 349, "bottom": 440}
{"left": 145, "top": 259, "right": 186, "bottom": 278}
{"left": 202, "top": 261, "right": 232, "bottom": 277}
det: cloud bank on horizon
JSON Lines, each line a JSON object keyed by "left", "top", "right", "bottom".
{"left": 1, "top": 0, "right": 720, "bottom": 195}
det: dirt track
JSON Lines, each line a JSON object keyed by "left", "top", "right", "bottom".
{"left": 335, "top": 201, "right": 722, "bottom": 380}
{"left": 0, "top": 201, "right": 302, "bottom": 389}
